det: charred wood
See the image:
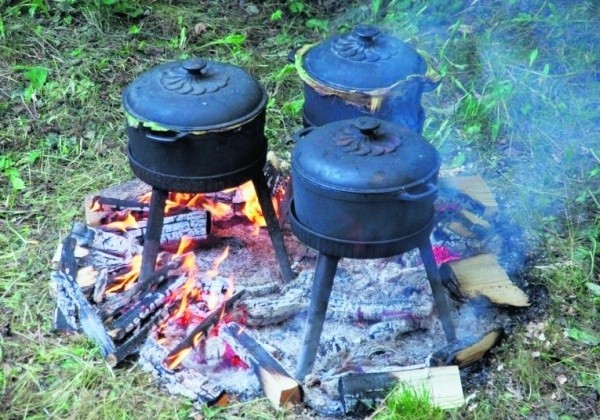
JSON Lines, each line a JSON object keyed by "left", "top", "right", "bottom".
{"left": 243, "top": 287, "right": 307, "bottom": 327}
{"left": 100, "top": 258, "right": 183, "bottom": 320}
{"left": 92, "top": 268, "right": 109, "bottom": 304}
{"left": 55, "top": 236, "right": 117, "bottom": 360}
{"left": 338, "top": 365, "right": 464, "bottom": 413}
{"left": 163, "top": 289, "right": 246, "bottom": 369}
{"left": 438, "top": 175, "right": 498, "bottom": 218}
{"left": 126, "top": 210, "right": 211, "bottom": 245}
{"left": 222, "top": 323, "right": 303, "bottom": 407}
{"left": 108, "top": 275, "right": 187, "bottom": 341}
{"left": 90, "top": 196, "right": 149, "bottom": 213}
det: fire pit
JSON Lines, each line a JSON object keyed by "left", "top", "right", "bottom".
{"left": 122, "top": 57, "right": 294, "bottom": 283}
{"left": 290, "top": 117, "right": 457, "bottom": 379}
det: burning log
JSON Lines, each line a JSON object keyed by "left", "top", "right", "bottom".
{"left": 222, "top": 323, "right": 303, "bottom": 408}
{"left": 440, "top": 254, "right": 529, "bottom": 307}
{"left": 92, "top": 268, "right": 109, "bottom": 303}
{"left": 108, "top": 275, "right": 187, "bottom": 341}
{"left": 243, "top": 287, "right": 307, "bottom": 327}
{"left": 163, "top": 289, "right": 246, "bottom": 370}
{"left": 99, "top": 258, "right": 183, "bottom": 320}
{"left": 438, "top": 175, "right": 498, "bottom": 218}
{"left": 55, "top": 236, "right": 117, "bottom": 360}
{"left": 126, "top": 210, "right": 211, "bottom": 246}
{"left": 90, "top": 196, "right": 150, "bottom": 213}
{"left": 338, "top": 365, "right": 464, "bottom": 414}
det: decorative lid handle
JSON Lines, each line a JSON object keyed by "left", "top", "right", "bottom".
{"left": 353, "top": 116, "right": 380, "bottom": 136}
{"left": 354, "top": 25, "right": 380, "bottom": 43}
{"left": 182, "top": 58, "right": 208, "bottom": 76}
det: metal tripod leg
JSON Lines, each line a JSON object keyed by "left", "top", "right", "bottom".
{"left": 295, "top": 253, "right": 340, "bottom": 381}
{"left": 139, "top": 188, "right": 168, "bottom": 283}
{"left": 252, "top": 173, "right": 295, "bottom": 283}
{"left": 419, "top": 238, "right": 457, "bottom": 344}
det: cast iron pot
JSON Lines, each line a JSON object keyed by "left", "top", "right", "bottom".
{"left": 294, "top": 25, "right": 439, "bottom": 132}
{"left": 123, "top": 57, "right": 268, "bottom": 192}
{"left": 291, "top": 116, "right": 440, "bottom": 243}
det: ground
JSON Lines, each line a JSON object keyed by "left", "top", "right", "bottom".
{"left": 0, "top": 0, "right": 598, "bottom": 418}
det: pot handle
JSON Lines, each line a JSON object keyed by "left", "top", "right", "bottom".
{"left": 397, "top": 183, "right": 438, "bottom": 201}
{"left": 292, "top": 127, "right": 315, "bottom": 143}
{"left": 145, "top": 131, "right": 189, "bottom": 143}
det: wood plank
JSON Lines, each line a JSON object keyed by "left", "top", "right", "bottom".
{"left": 439, "top": 175, "right": 498, "bottom": 217}
{"left": 222, "top": 323, "right": 302, "bottom": 408}
{"left": 442, "top": 254, "right": 529, "bottom": 307}
{"left": 338, "top": 365, "right": 464, "bottom": 413}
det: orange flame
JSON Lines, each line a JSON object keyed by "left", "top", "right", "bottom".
{"left": 206, "top": 246, "right": 229, "bottom": 279}
{"left": 172, "top": 253, "right": 200, "bottom": 319}
{"left": 103, "top": 211, "right": 139, "bottom": 233}
{"left": 105, "top": 254, "right": 142, "bottom": 293}
{"left": 176, "top": 236, "right": 196, "bottom": 256}
{"left": 164, "top": 346, "right": 193, "bottom": 370}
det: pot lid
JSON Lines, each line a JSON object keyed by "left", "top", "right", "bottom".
{"left": 123, "top": 57, "right": 267, "bottom": 131}
{"left": 301, "top": 25, "right": 427, "bottom": 91}
{"left": 292, "top": 117, "right": 440, "bottom": 193}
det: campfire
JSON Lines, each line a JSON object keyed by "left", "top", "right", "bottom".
{"left": 51, "top": 164, "right": 530, "bottom": 415}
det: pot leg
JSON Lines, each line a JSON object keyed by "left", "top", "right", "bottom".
{"left": 139, "top": 188, "right": 168, "bottom": 283}
{"left": 252, "top": 173, "right": 295, "bottom": 283}
{"left": 295, "top": 253, "right": 340, "bottom": 381}
{"left": 419, "top": 239, "right": 457, "bottom": 344}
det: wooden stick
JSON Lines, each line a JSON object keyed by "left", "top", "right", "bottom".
{"left": 163, "top": 289, "right": 246, "bottom": 370}
{"left": 338, "top": 365, "right": 464, "bottom": 413}
{"left": 222, "top": 322, "right": 302, "bottom": 407}
{"left": 56, "top": 236, "right": 117, "bottom": 359}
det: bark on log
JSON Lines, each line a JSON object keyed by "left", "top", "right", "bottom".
{"left": 92, "top": 268, "right": 109, "bottom": 304}
{"left": 440, "top": 254, "right": 529, "bottom": 307}
{"left": 163, "top": 289, "right": 246, "bottom": 369}
{"left": 222, "top": 323, "right": 302, "bottom": 407}
{"left": 243, "top": 287, "right": 307, "bottom": 327}
{"left": 55, "top": 236, "right": 117, "bottom": 360}
{"left": 326, "top": 295, "right": 434, "bottom": 323}
{"left": 338, "top": 365, "right": 464, "bottom": 413}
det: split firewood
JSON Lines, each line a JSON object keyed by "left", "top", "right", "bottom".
{"left": 163, "top": 289, "right": 246, "bottom": 370}
{"left": 52, "top": 305, "right": 79, "bottom": 333}
{"left": 428, "top": 330, "right": 502, "bottom": 368}
{"left": 440, "top": 254, "right": 529, "bottom": 307}
{"left": 99, "top": 258, "right": 183, "bottom": 320}
{"left": 338, "top": 365, "right": 464, "bottom": 413}
{"left": 55, "top": 236, "right": 117, "bottom": 360}
{"left": 439, "top": 175, "right": 498, "bottom": 217}
{"left": 51, "top": 242, "right": 90, "bottom": 270}
{"left": 446, "top": 209, "right": 492, "bottom": 239}
{"left": 76, "top": 266, "right": 98, "bottom": 296}
{"left": 108, "top": 274, "right": 187, "bottom": 341}
{"left": 243, "top": 287, "right": 307, "bottom": 327}
{"left": 92, "top": 268, "right": 109, "bottom": 304}
{"left": 126, "top": 210, "right": 211, "bottom": 245}
{"left": 222, "top": 322, "right": 302, "bottom": 408}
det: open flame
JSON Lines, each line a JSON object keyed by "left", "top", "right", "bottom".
{"left": 105, "top": 254, "right": 142, "bottom": 294}
{"left": 103, "top": 211, "right": 139, "bottom": 233}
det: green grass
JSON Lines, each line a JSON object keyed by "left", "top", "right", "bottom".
{"left": 372, "top": 385, "right": 444, "bottom": 420}
{"left": 1, "top": 0, "right": 599, "bottom": 418}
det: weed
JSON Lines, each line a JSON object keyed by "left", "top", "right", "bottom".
{"left": 372, "top": 385, "right": 444, "bottom": 420}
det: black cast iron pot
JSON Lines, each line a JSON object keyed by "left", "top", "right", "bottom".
{"left": 123, "top": 57, "right": 268, "bottom": 192}
{"left": 294, "top": 25, "right": 439, "bottom": 132}
{"left": 291, "top": 117, "right": 440, "bottom": 243}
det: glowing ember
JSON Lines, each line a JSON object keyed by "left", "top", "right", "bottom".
{"left": 432, "top": 245, "right": 461, "bottom": 265}
{"left": 105, "top": 254, "right": 142, "bottom": 293}
{"left": 103, "top": 211, "right": 139, "bottom": 233}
